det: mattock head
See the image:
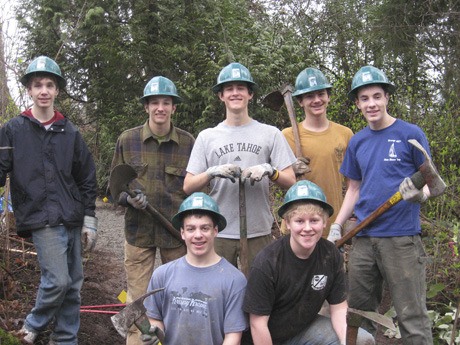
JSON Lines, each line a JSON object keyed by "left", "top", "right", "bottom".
{"left": 111, "top": 288, "right": 164, "bottom": 338}
{"left": 408, "top": 139, "right": 447, "bottom": 197}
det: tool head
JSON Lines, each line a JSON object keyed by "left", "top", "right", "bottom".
{"left": 408, "top": 139, "right": 447, "bottom": 197}
{"left": 262, "top": 89, "right": 284, "bottom": 111}
{"left": 111, "top": 288, "right": 164, "bottom": 338}
{"left": 348, "top": 308, "right": 396, "bottom": 332}
{"left": 109, "top": 164, "right": 141, "bottom": 201}
{"left": 262, "top": 83, "right": 295, "bottom": 112}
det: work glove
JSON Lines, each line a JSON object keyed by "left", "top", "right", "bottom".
{"left": 293, "top": 157, "right": 311, "bottom": 176}
{"left": 81, "top": 215, "right": 98, "bottom": 252}
{"left": 327, "top": 223, "right": 342, "bottom": 243}
{"left": 140, "top": 325, "right": 165, "bottom": 345}
{"left": 399, "top": 177, "right": 428, "bottom": 203}
{"left": 127, "top": 189, "right": 148, "bottom": 209}
{"left": 206, "top": 164, "right": 241, "bottom": 183}
{"left": 241, "top": 163, "right": 274, "bottom": 185}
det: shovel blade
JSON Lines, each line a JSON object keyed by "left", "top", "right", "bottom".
{"left": 348, "top": 308, "right": 396, "bottom": 332}
{"left": 109, "top": 164, "right": 139, "bottom": 201}
{"left": 262, "top": 90, "right": 284, "bottom": 111}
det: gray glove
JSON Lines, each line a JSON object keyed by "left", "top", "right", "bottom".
{"left": 327, "top": 223, "right": 342, "bottom": 243}
{"left": 293, "top": 157, "right": 311, "bottom": 176}
{"left": 140, "top": 326, "right": 165, "bottom": 345}
{"left": 399, "top": 177, "right": 427, "bottom": 203}
{"left": 81, "top": 215, "right": 98, "bottom": 252}
{"left": 241, "top": 163, "right": 274, "bottom": 185}
{"left": 127, "top": 189, "right": 148, "bottom": 209}
{"left": 206, "top": 164, "right": 241, "bottom": 183}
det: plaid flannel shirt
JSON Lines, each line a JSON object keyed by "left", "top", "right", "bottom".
{"left": 111, "top": 121, "right": 194, "bottom": 247}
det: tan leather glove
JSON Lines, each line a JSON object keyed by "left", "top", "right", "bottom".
{"left": 206, "top": 164, "right": 241, "bottom": 183}
{"left": 399, "top": 177, "right": 427, "bottom": 203}
{"left": 293, "top": 157, "right": 311, "bottom": 176}
{"left": 241, "top": 163, "right": 274, "bottom": 185}
{"left": 81, "top": 215, "right": 98, "bottom": 252}
{"left": 127, "top": 189, "right": 148, "bottom": 209}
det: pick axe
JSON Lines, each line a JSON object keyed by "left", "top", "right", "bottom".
{"left": 111, "top": 288, "right": 165, "bottom": 341}
{"left": 262, "top": 84, "right": 311, "bottom": 176}
{"left": 109, "top": 164, "right": 183, "bottom": 243}
{"left": 336, "top": 139, "right": 447, "bottom": 248}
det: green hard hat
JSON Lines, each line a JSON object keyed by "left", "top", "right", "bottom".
{"left": 140, "top": 76, "right": 182, "bottom": 104}
{"left": 172, "top": 192, "right": 227, "bottom": 231}
{"left": 348, "top": 65, "right": 396, "bottom": 101}
{"left": 20, "top": 56, "right": 66, "bottom": 89}
{"left": 212, "top": 62, "right": 258, "bottom": 93}
{"left": 278, "top": 180, "right": 334, "bottom": 218}
{"left": 292, "top": 67, "right": 332, "bottom": 97}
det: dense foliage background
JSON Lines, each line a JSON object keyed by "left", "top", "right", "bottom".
{"left": 1, "top": 0, "right": 459, "bottom": 343}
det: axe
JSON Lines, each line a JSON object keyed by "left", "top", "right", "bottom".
{"left": 109, "top": 164, "right": 183, "bottom": 243}
{"left": 262, "top": 84, "right": 311, "bottom": 176}
{"left": 111, "top": 288, "right": 165, "bottom": 341}
{"left": 336, "top": 139, "right": 447, "bottom": 248}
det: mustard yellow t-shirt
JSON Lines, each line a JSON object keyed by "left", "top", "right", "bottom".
{"left": 282, "top": 121, "right": 353, "bottom": 236}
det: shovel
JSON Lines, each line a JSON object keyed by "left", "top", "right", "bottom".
{"left": 109, "top": 164, "right": 183, "bottom": 243}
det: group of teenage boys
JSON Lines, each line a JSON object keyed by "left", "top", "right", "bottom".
{"left": 2, "top": 55, "right": 434, "bottom": 345}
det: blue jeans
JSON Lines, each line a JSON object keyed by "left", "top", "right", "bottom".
{"left": 280, "top": 315, "right": 374, "bottom": 345}
{"left": 348, "top": 236, "right": 433, "bottom": 344}
{"left": 25, "top": 225, "right": 83, "bottom": 345}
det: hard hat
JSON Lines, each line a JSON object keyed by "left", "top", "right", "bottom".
{"left": 172, "top": 192, "right": 227, "bottom": 231}
{"left": 212, "top": 62, "right": 258, "bottom": 93}
{"left": 278, "top": 180, "right": 334, "bottom": 218}
{"left": 292, "top": 67, "right": 332, "bottom": 97}
{"left": 20, "top": 56, "right": 66, "bottom": 89}
{"left": 140, "top": 76, "right": 182, "bottom": 104}
{"left": 348, "top": 65, "right": 396, "bottom": 101}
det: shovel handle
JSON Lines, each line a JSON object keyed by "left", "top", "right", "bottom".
{"left": 239, "top": 179, "right": 249, "bottom": 278}
{"left": 282, "top": 86, "right": 302, "bottom": 158}
{"left": 126, "top": 189, "right": 183, "bottom": 243}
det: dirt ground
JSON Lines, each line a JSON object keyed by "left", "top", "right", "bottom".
{"left": 1, "top": 199, "right": 401, "bottom": 344}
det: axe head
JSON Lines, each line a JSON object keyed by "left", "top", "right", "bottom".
{"left": 109, "top": 164, "right": 142, "bottom": 200}
{"left": 408, "top": 139, "right": 447, "bottom": 197}
{"left": 111, "top": 288, "right": 164, "bottom": 338}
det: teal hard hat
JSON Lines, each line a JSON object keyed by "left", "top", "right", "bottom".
{"left": 348, "top": 65, "right": 396, "bottom": 101}
{"left": 212, "top": 62, "right": 258, "bottom": 93}
{"left": 20, "top": 56, "right": 66, "bottom": 89}
{"left": 278, "top": 180, "right": 334, "bottom": 218}
{"left": 292, "top": 68, "right": 332, "bottom": 97}
{"left": 140, "top": 76, "right": 182, "bottom": 104}
{"left": 172, "top": 192, "right": 227, "bottom": 231}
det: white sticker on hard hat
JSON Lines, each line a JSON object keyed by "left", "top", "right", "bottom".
{"left": 37, "top": 57, "right": 47, "bottom": 70}
{"left": 231, "top": 69, "right": 241, "bottom": 79}
{"left": 362, "top": 71, "right": 373, "bottom": 82}
{"left": 297, "top": 185, "right": 310, "bottom": 196}
{"left": 309, "top": 76, "right": 317, "bottom": 86}
{"left": 150, "top": 82, "right": 159, "bottom": 93}
{"left": 192, "top": 196, "right": 204, "bottom": 207}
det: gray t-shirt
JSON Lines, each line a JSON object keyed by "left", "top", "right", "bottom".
{"left": 186, "top": 119, "right": 296, "bottom": 239}
{"left": 144, "top": 257, "right": 248, "bottom": 345}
